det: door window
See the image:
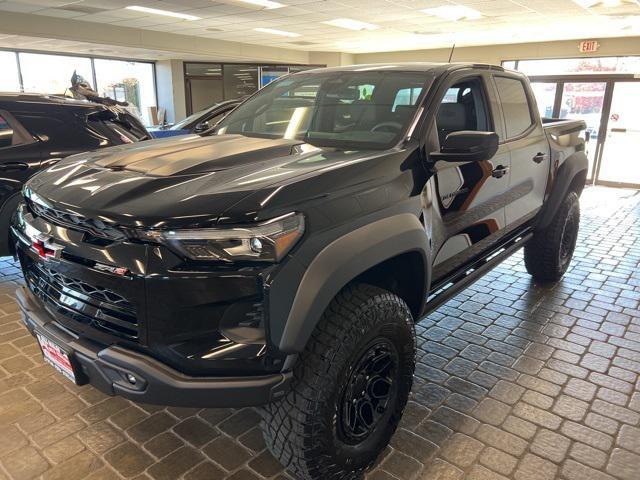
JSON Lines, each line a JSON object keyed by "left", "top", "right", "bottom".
{"left": 435, "top": 78, "right": 490, "bottom": 144}
{"left": 0, "top": 111, "right": 34, "bottom": 149}
{"left": 494, "top": 76, "right": 534, "bottom": 139}
{"left": 0, "top": 112, "right": 16, "bottom": 149}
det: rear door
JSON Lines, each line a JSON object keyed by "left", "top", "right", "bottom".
{"left": 492, "top": 74, "right": 550, "bottom": 227}
{"left": 426, "top": 72, "right": 512, "bottom": 281}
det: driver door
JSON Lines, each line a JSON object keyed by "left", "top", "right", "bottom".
{"left": 426, "top": 73, "right": 511, "bottom": 281}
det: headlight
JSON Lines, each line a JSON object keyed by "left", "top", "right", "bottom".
{"left": 145, "top": 213, "right": 304, "bottom": 263}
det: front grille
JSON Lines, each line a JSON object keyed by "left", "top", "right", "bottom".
{"left": 26, "top": 198, "right": 126, "bottom": 241}
{"left": 25, "top": 263, "right": 138, "bottom": 341}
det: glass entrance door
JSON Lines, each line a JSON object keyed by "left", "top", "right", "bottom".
{"left": 530, "top": 82, "right": 557, "bottom": 118}
{"left": 558, "top": 82, "right": 607, "bottom": 181}
{"left": 595, "top": 82, "right": 640, "bottom": 186}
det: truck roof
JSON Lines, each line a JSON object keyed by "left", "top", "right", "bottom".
{"left": 298, "top": 62, "right": 506, "bottom": 75}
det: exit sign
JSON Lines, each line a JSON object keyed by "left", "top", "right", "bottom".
{"left": 579, "top": 40, "right": 600, "bottom": 53}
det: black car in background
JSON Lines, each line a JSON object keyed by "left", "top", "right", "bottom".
{"left": 0, "top": 93, "right": 151, "bottom": 256}
{"left": 150, "top": 99, "right": 242, "bottom": 137}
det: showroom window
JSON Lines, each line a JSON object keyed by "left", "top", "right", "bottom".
{"left": 0, "top": 52, "right": 20, "bottom": 92}
{"left": 19, "top": 52, "right": 94, "bottom": 95}
{"left": 502, "top": 56, "right": 640, "bottom": 76}
{"left": 494, "top": 76, "right": 534, "bottom": 139}
{"left": 224, "top": 64, "right": 260, "bottom": 99}
{"left": 94, "top": 59, "right": 157, "bottom": 127}
{"left": 184, "top": 62, "right": 323, "bottom": 114}
{"left": 0, "top": 50, "right": 157, "bottom": 126}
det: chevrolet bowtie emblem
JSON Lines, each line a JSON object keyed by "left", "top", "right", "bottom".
{"left": 32, "top": 233, "right": 64, "bottom": 261}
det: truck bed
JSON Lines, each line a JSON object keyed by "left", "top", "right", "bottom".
{"left": 542, "top": 118, "right": 588, "bottom": 152}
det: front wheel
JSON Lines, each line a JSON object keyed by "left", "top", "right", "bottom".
{"left": 525, "top": 191, "right": 580, "bottom": 282}
{"left": 260, "top": 283, "right": 416, "bottom": 480}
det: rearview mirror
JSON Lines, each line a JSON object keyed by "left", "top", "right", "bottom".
{"left": 430, "top": 131, "right": 499, "bottom": 163}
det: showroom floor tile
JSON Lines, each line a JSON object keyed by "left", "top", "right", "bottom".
{"left": 1, "top": 186, "right": 639, "bottom": 480}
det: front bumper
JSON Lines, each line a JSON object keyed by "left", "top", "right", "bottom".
{"left": 17, "top": 287, "right": 291, "bottom": 407}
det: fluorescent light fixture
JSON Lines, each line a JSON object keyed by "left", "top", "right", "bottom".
{"left": 237, "top": 0, "right": 286, "bottom": 9}
{"left": 125, "top": 6, "right": 200, "bottom": 20}
{"left": 254, "top": 27, "right": 300, "bottom": 37}
{"left": 421, "top": 6, "right": 482, "bottom": 21}
{"left": 323, "top": 18, "right": 379, "bottom": 31}
{"left": 572, "top": 0, "right": 622, "bottom": 7}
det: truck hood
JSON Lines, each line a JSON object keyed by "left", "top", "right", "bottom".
{"left": 25, "top": 134, "right": 379, "bottom": 229}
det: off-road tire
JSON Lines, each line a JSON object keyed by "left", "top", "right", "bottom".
{"left": 260, "top": 283, "right": 416, "bottom": 480}
{"left": 525, "top": 191, "right": 580, "bottom": 282}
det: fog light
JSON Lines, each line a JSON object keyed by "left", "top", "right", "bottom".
{"left": 125, "top": 373, "right": 137, "bottom": 385}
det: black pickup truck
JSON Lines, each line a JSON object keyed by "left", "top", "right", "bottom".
{"left": 12, "top": 63, "right": 587, "bottom": 480}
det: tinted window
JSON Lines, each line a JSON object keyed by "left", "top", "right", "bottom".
{"left": 0, "top": 112, "right": 13, "bottom": 148}
{"left": 495, "top": 76, "right": 533, "bottom": 139}
{"left": 435, "top": 78, "right": 489, "bottom": 144}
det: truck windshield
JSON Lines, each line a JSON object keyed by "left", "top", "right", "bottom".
{"left": 215, "top": 71, "right": 430, "bottom": 150}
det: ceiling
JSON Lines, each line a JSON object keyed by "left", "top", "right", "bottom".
{"left": 1, "top": 0, "right": 640, "bottom": 54}
{"left": 0, "top": 33, "right": 212, "bottom": 60}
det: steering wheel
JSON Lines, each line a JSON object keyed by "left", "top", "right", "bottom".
{"left": 370, "top": 121, "right": 403, "bottom": 133}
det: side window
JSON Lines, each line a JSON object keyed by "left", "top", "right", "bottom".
{"left": 0, "top": 112, "right": 15, "bottom": 149}
{"left": 435, "top": 78, "right": 490, "bottom": 144}
{"left": 494, "top": 76, "right": 533, "bottom": 139}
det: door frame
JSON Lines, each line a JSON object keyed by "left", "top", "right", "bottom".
{"left": 529, "top": 73, "right": 640, "bottom": 188}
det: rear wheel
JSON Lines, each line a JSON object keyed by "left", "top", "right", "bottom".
{"left": 260, "top": 283, "right": 416, "bottom": 480}
{"left": 525, "top": 191, "right": 580, "bottom": 282}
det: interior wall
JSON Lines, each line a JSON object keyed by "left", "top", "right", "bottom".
{"left": 0, "top": 11, "right": 310, "bottom": 64}
{"left": 309, "top": 51, "right": 355, "bottom": 67}
{"left": 156, "top": 60, "right": 187, "bottom": 124}
{"left": 353, "top": 37, "right": 640, "bottom": 65}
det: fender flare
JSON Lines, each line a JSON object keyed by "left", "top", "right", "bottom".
{"left": 276, "top": 213, "right": 430, "bottom": 353}
{"left": 536, "top": 151, "right": 587, "bottom": 231}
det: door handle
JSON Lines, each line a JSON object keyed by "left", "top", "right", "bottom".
{"left": 532, "top": 152, "right": 547, "bottom": 164}
{"left": 0, "top": 162, "right": 28, "bottom": 172}
{"left": 491, "top": 165, "right": 509, "bottom": 178}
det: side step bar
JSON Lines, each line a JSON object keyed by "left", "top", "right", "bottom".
{"left": 425, "top": 230, "right": 533, "bottom": 314}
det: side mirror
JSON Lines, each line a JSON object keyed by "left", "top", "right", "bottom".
{"left": 430, "top": 131, "right": 499, "bottom": 163}
{"left": 193, "top": 121, "right": 210, "bottom": 134}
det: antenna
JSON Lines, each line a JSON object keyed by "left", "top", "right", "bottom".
{"left": 448, "top": 44, "right": 456, "bottom": 63}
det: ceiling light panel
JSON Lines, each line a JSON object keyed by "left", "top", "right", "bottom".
{"left": 236, "top": 0, "right": 286, "bottom": 9}
{"left": 421, "top": 5, "right": 482, "bottom": 21}
{"left": 323, "top": 18, "right": 379, "bottom": 31}
{"left": 253, "top": 27, "right": 300, "bottom": 37}
{"left": 125, "top": 6, "right": 201, "bottom": 21}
